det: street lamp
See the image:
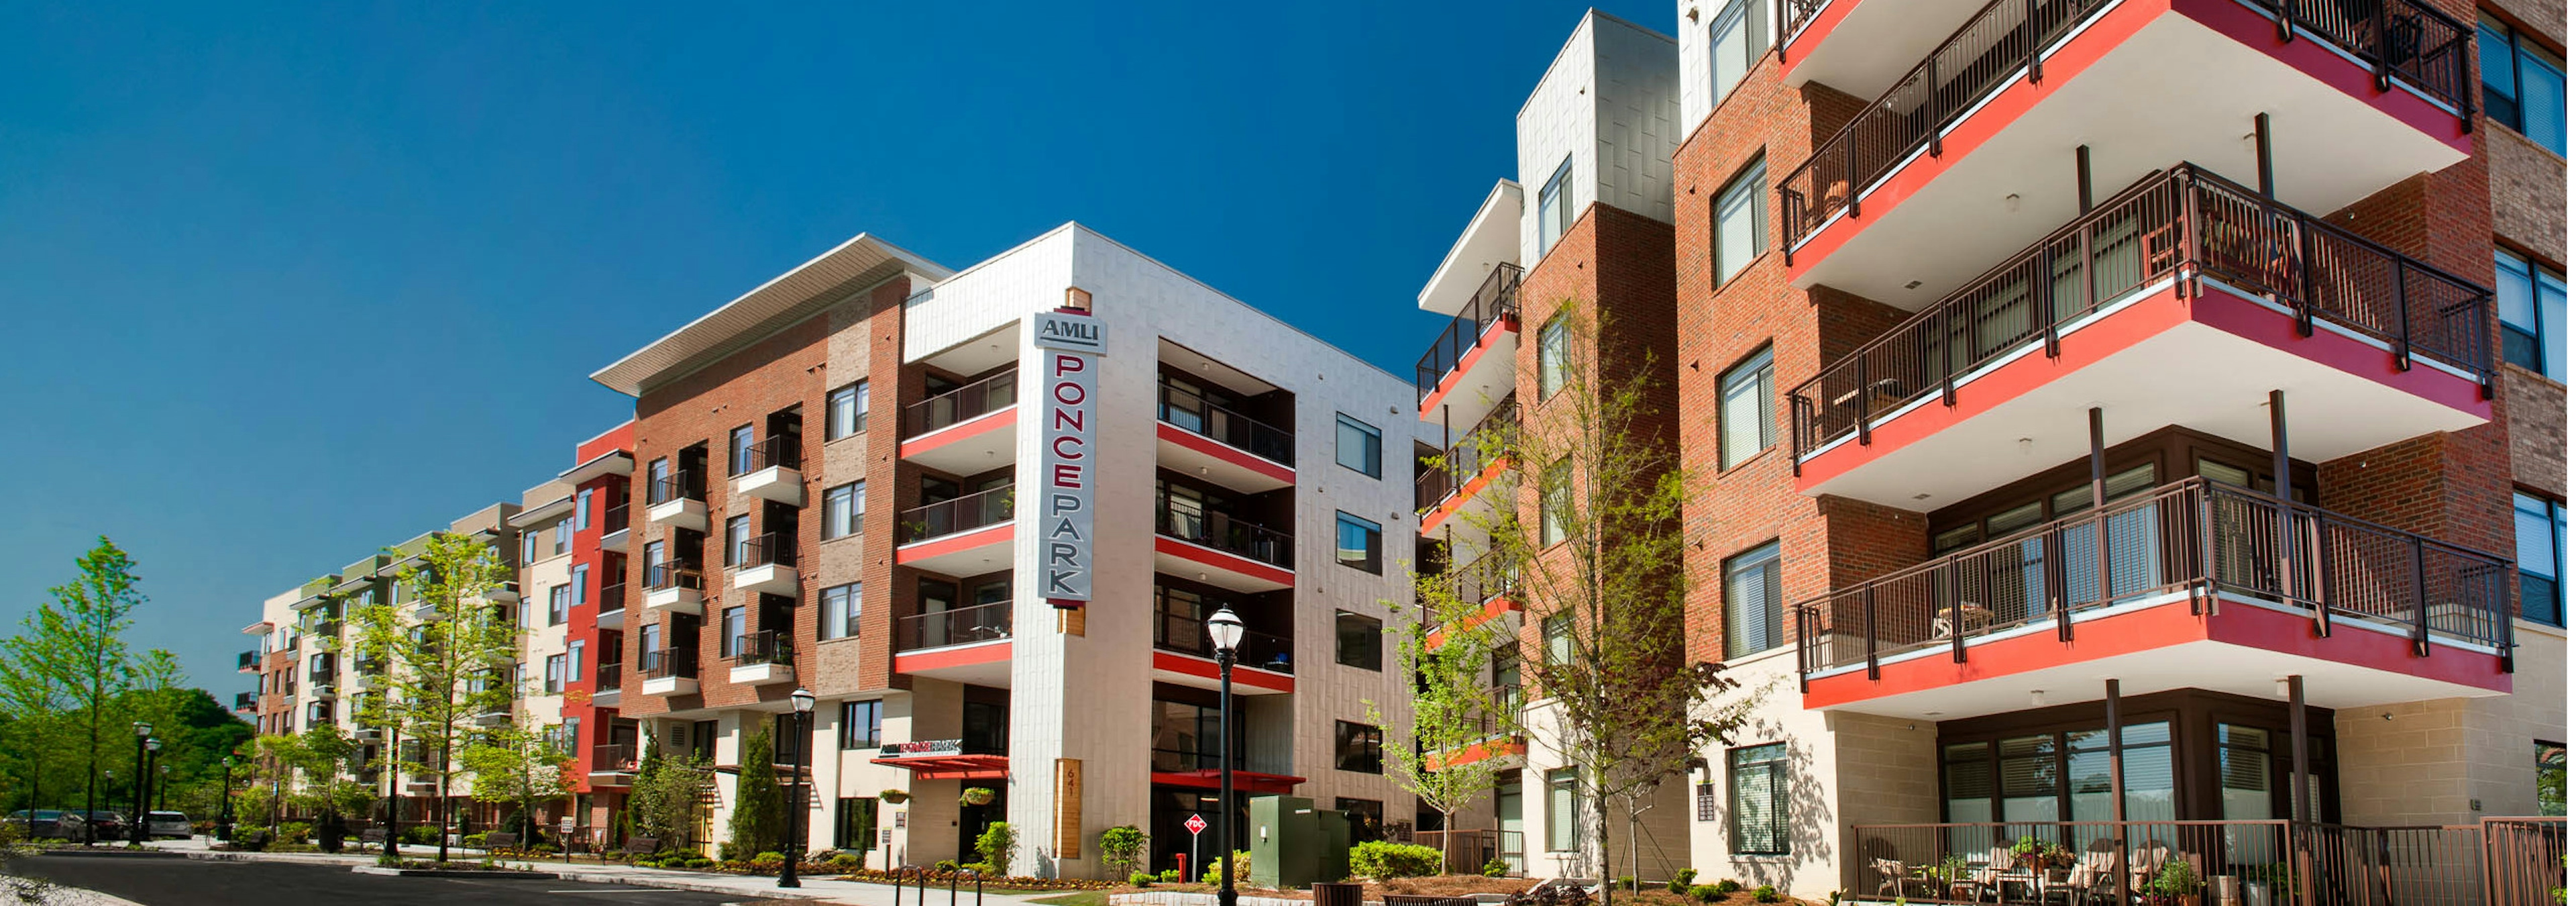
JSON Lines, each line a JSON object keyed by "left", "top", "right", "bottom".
{"left": 782, "top": 687, "right": 814, "bottom": 889}
{"left": 157, "top": 764, "right": 170, "bottom": 813}
{"left": 128, "top": 723, "right": 152, "bottom": 846}
{"left": 143, "top": 738, "right": 162, "bottom": 838}
{"left": 1205, "top": 607, "right": 1244, "bottom": 906}
{"left": 218, "top": 755, "right": 237, "bottom": 842}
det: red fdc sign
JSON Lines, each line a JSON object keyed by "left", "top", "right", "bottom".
{"left": 1184, "top": 813, "right": 1208, "bottom": 836}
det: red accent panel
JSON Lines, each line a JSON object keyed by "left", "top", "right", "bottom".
{"left": 1150, "top": 770, "right": 1305, "bottom": 795}
{"left": 1428, "top": 736, "right": 1527, "bottom": 769}
{"left": 871, "top": 754, "right": 1011, "bottom": 781}
{"left": 1151, "top": 650, "right": 1295, "bottom": 693}
{"left": 1155, "top": 423, "right": 1296, "bottom": 484}
{"left": 1419, "top": 456, "right": 1513, "bottom": 534}
{"left": 575, "top": 421, "right": 637, "bottom": 464}
{"left": 1427, "top": 595, "right": 1525, "bottom": 650}
{"left": 895, "top": 640, "right": 1013, "bottom": 672}
{"left": 2176, "top": 0, "right": 2473, "bottom": 148}
{"left": 2188, "top": 289, "right": 2491, "bottom": 417}
{"left": 1154, "top": 536, "right": 1295, "bottom": 587}
{"left": 899, "top": 406, "right": 1019, "bottom": 458}
{"left": 1417, "top": 318, "right": 1519, "bottom": 419}
{"left": 1780, "top": 0, "right": 1861, "bottom": 74}
{"left": 895, "top": 523, "right": 1014, "bottom": 564}
{"left": 2204, "top": 603, "right": 2510, "bottom": 691}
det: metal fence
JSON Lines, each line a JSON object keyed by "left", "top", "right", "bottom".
{"left": 898, "top": 487, "right": 1014, "bottom": 543}
{"left": 1415, "top": 262, "right": 1525, "bottom": 402}
{"left": 904, "top": 369, "right": 1018, "bottom": 438}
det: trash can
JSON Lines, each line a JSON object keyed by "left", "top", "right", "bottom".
{"left": 1314, "top": 881, "right": 1363, "bottom": 906}
{"left": 317, "top": 820, "right": 345, "bottom": 854}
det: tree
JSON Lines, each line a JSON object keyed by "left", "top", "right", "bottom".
{"left": 1366, "top": 588, "right": 1508, "bottom": 872}
{"left": 628, "top": 731, "right": 712, "bottom": 854}
{"left": 1098, "top": 825, "right": 1148, "bottom": 880}
{"left": 462, "top": 722, "right": 572, "bottom": 843}
{"left": 346, "top": 532, "right": 517, "bottom": 862}
{"left": 0, "top": 538, "right": 176, "bottom": 844}
{"left": 726, "top": 723, "right": 784, "bottom": 859}
{"left": 256, "top": 725, "right": 372, "bottom": 834}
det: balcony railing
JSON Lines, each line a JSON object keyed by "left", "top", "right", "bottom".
{"left": 1792, "top": 477, "right": 2511, "bottom": 684}
{"left": 639, "top": 647, "right": 698, "bottom": 681}
{"left": 237, "top": 651, "right": 258, "bottom": 672}
{"left": 1788, "top": 164, "right": 2493, "bottom": 461}
{"left": 899, "top": 487, "right": 1014, "bottom": 543}
{"left": 1152, "top": 503, "right": 1293, "bottom": 569}
{"left": 598, "top": 582, "right": 627, "bottom": 614}
{"left": 904, "top": 369, "right": 1019, "bottom": 438}
{"left": 1845, "top": 817, "right": 2562, "bottom": 906}
{"left": 591, "top": 744, "right": 637, "bottom": 773}
{"left": 738, "top": 435, "right": 800, "bottom": 474}
{"left": 1414, "top": 262, "right": 1525, "bottom": 402}
{"left": 896, "top": 601, "right": 1013, "bottom": 652}
{"left": 733, "top": 631, "right": 794, "bottom": 666}
{"left": 233, "top": 691, "right": 255, "bottom": 711}
{"left": 741, "top": 532, "right": 798, "bottom": 569}
{"left": 647, "top": 471, "right": 702, "bottom": 505}
{"left": 603, "top": 501, "right": 629, "bottom": 531}
{"left": 1154, "top": 611, "right": 1294, "bottom": 673}
{"left": 1444, "top": 548, "right": 1522, "bottom": 607}
{"left": 643, "top": 562, "right": 703, "bottom": 593}
{"left": 1778, "top": 0, "right": 2471, "bottom": 257}
{"left": 1415, "top": 396, "right": 1519, "bottom": 511}
{"left": 594, "top": 661, "right": 623, "bottom": 689}
{"left": 1158, "top": 384, "right": 1295, "bottom": 466}
{"left": 1780, "top": 0, "right": 1833, "bottom": 46}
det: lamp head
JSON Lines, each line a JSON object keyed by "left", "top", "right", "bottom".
{"left": 790, "top": 687, "right": 814, "bottom": 714}
{"left": 1206, "top": 607, "right": 1244, "bottom": 654}
{"left": 132, "top": 721, "right": 152, "bottom": 738}
{"left": 146, "top": 738, "right": 161, "bottom": 753}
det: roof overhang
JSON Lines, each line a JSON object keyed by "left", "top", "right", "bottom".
{"left": 1417, "top": 180, "right": 1523, "bottom": 315}
{"left": 592, "top": 233, "right": 952, "bottom": 397}
{"left": 240, "top": 621, "right": 274, "bottom": 636}
{"left": 559, "top": 450, "right": 635, "bottom": 485}
{"left": 870, "top": 754, "right": 1010, "bottom": 781}
{"left": 508, "top": 495, "right": 576, "bottom": 528}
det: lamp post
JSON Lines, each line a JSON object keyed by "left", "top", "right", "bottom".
{"left": 157, "top": 763, "right": 170, "bottom": 813}
{"left": 129, "top": 723, "right": 152, "bottom": 846}
{"left": 218, "top": 755, "right": 237, "bottom": 842}
{"left": 1205, "top": 607, "right": 1244, "bottom": 906}
{"left": 782, "top": 687, "right": 814, "bottom": 889}
{"left": 143, "top": 738, "right": 162, "bottom": 838}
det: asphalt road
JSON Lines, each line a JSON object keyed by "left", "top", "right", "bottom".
{"left": 5, "top": 852, "right": 748, "bottom": 905}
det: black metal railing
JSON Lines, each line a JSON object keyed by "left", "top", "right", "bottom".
{"left": 1414, "top": 262, "right": 1525, "bottom": 402}
{"left": 643, "top": 562, "right": 703, "bottom": 593}
{"left": 233, "top": 692, "right": 255, "bottom": 711}
{"left": 590, "top": 744, "right": 637, "bottom": 773}
{"left": 237, "top": 651, "right": 258, "bottom": 672}
{"left": 1788, "top": 164, "right": 2493, "bottom": 462}
{"left": 896, "top": 601, "right": 1013, "bottom": 652}
{"left": 1444, "top": 548, "right": 1523, "bottom": 607}
{"left": 647, "top": 471, "right": 703, "bottom": 505}
{"left": 1157, "top": 383, "right": 1295, "bottom": 466}
{"left": 594, "top": 661, "right": 623, "bottom": 689}
{"left": 1152, "top": 502, "right": 1293, "bottom": 568}
{"left": 1415, "top": 396, "right": 1519, "bottom": 511}
{"left": 733, "top": 631, "right": 793, "bottom": 666}
{"left": 598, "top": 582, "right": 627, "bottom": 614}
{"left": 741, "top": 532, "right": 797, "bottom": 569}
{"left": 603, "top": 501, "right": 629, "bottom": 532}
{"left": 904, "top": 369, "right": 1019, "bottom": 437}
{"left": 898, "top": 487, "right": 1014, "bottom": 543}
{"left": 1793, "top": 477, "right": 2512, "bottom": 685}
{"left": 1152, "top": 611, "right": 1295, "bottom": 674}
{"left": 639, "top": 647, "right": 698, "bottom": 681}
{"left": 2261, "top": 0, "right": 2474, "bottom": 113}
{"left": 1845, "top": 817, "right": 2562, "bottom": 906}
{"left": 739, "top": 435, "right": 800, "bottom": 473}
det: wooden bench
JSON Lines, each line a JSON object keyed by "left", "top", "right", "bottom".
{"left": 621, "top": 836, "right": 659, "bottom": 858}
{"left": 482, "top": 831, "right": 521, "bottom": 850}
{"left": 358, "top": 828, "right": 388, "bottom": 844}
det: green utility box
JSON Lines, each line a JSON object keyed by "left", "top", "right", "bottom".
{"left": 1248, "top": 795, "right": 1354, "bottom": 889}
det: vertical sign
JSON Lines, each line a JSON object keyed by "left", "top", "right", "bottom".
{"left": 1055, "top": 758, "right": 1085, "bottom": 858}
{"left": 1033, "top": 309, "right": 1103, "bottom": 609}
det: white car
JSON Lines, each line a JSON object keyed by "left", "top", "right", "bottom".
{"left": 144, "top": 811, "right": 190, "bottom": 840}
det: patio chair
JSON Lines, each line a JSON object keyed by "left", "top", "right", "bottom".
{"left": 1870, "top": 857, "right": 1925, "bottom": 901}
{"left": 1961, "top": 846, "right": 2020, "bottom": 903}
{"left": 2056, "top": 848, "right": 2121, "bottom": 905}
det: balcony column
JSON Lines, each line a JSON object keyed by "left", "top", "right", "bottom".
{"left": 2076, "top": 145, "right": 2093, "bottom": 213}
{"left": 2271, "top": 390, "right": 2324, "bottom": 636}
{"left": 2106, "top": 678, "right": 2130, "bottom": 905}
{"left": 2285, "top": 674, "right": 2313, "bottom": 823}
{"left": 2255, "top": 113, "right": 2275, "bottom": 199}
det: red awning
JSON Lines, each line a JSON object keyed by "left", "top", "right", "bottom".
{"left": 1150, "top": 769, "right": 1305, "bottom": 795}
{"left": 872, "top": 754, "right": 1010, "bottom": 781}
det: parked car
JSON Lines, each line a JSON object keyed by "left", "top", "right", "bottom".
{"left": 58, "top": 810, "right": 123, "bottom": 840}
{"left": 144, "top": 811, "right": 189, "bottom": 840}
{"left": 5, "top": 810, "right": 66, "bottom": 840}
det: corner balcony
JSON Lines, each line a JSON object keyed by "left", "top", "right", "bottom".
{"left": 730, "top": 436, "right": 804, "bottom": 506}
{"left": 1426, "top": 550, "right": 1525, "bottom": 648}
{"left": 730, "top": 534, "right": 800, "bottom": 597}
{"left": 894, "top": 601, "right": 1013, "bottom": 687}
{"left": 1788, "top": 164, "right": 2492, "bottom": 511}
{"left": 1157, "top": 387, "right": 1295, "bottom": 494}
{"left": 894, "top": 487, "right": 1014, "bottom": 576}
{"left": 588, "top": 743, "right": 638, "bottom": 787}
{"left": 484, "top": 582, "right": 521, "bottom": 603}
{"left": 1152, "top": 505, "right": 1293, "bottom": 593}
{"left": 600, "top": 502, "right": 631, "bottom": 553}
{"left": 1415, "top": 262, "right": 1523, "bottom": 424}
{"left": 232, "top": 692, "right": 255, "bottom": 713}
{"left": 900, "top": 369, "right": 1018, "bottom": 475}
{"left": 1794, "top": 476, "right": 2514, "bottom": 719}
{"left": 728, "top": 631, "right": 796, "bottom": 685}
{"left": 645, "top": 474, "right": 708, "bottom": 533}
{"left": 596, "top": 583, "right": 627, "bottom": 630}
{"left": 1777, "top": 0, "right": 2474, "bottom": 306}
{"left": 638, "top": 647, "right": 698, "bottom": 697}
{"left": 237, "top": 651, "right": 258, "bottom": 673}
{"left": 1416, "top": 396, "right": 1517, "bottom": 535}
{"left": 1151, "top": 617, "right": 1293, "bottom": 695}
{"left": 591, "top": 662, "right": 622, "bottom": 707}
{"left": 641, "top": 563, "right": 705, "bottom": 617}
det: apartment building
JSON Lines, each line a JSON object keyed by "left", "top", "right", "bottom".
{"left": 557, "top": 424, "right": 639, "bottom": 836}
{"left": 588, "top": 224, "right": 1422, "bottom": 874}
{"left": 1652, "top": 0, "right": 2566, "bottom": 899}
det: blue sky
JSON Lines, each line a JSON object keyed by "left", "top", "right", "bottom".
{"left": 0, "top": 1, "right": 1672, "bottom": 690}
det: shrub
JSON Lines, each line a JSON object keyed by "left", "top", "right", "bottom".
{"left": 462, "top": 833, "right": 488, "bottom": 848}
{"left": 1201, "top": 850, "right": 1252, "bottom": 886}
{"left": 1617, "top": 876, "right": 1638, "bottom": 892}
{"left": 830, "top": 853, "right": 863, "bottom": 868}
{"left": 683, "top": 856, "right": 714, "bottom": 869}
{"left": 1483, "top": 858, "right": 1511, "bottom": 878}
{"left": 1669, "top": 868, "right": 1699, "bottom": 895}
{"left": 752, "top": 851, "right": 786, "bottom": 864}
{"left": 1129, "top": 872, "right": 1158, "bottom": 887}
{"left": 1350, "top": 840, "right": 1444, "bottom": 880}
{"left": 1753, "top": 885, "right": 1782, "bottom": 903}
{"left": 277, "top": 821, "right": 313, "bottom": 842}
{"left": 1099, "top": 825, "right": 1149, "bottom": 880}
{"left": 1688, "top": 885, "right": 1724, "bottom": 903}
{"left": 401, "top": 825, "right": 441, "bottom": 846}
{"left": 1715, "top": 879, "right": 1743, "bottom": 893}
{"left": 1159, "top": 868, "right": 1181, "bottom": 883}
{"left": 973, "top": 822, "right": 1018, "bottom": 874}
{"left": 936, "top": 859, "right": 961, "bottom": 872}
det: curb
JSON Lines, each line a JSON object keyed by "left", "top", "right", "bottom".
{"left": 350, "top": 865, "right": 557, "bottom": 878}
{"left": 543, "top": 867, "right": 834, "bottom": 899}
{"left": 34, "top": 850, "right": 186, "bottom": 860}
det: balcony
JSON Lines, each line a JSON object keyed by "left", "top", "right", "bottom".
{"left": 894, "top": 601, "right": 1014, "bottom": 687}
{"left": 592, "top": 662, "right": 623, "bottom": 707}
{"left": 895, "top": 487, "right": 1014, "bottom": 575}
{"left": 589, "top": 744, "right": 638, "bottom": 785}
{"left": 237, "top": 651, "right": 258, "bottom": 673}
{"left": 731, "top": 436, "right": 804, "bottom": 505}
{"left": 233, "top": 692, "right": 255, "bottom": 713}
{"left": 1415, "top": 262, "right": 1523, "bottom": 422}
{"left": 728, "top": 631, "right": 796, "bottom": 685}
{"left": 1426, "top": 550, "right": 1526, "bottom": 648}
{"left": 596, "top": 583, "right": 627, "bottom": 630}
{"left": 1152, "top": 615, "right": 1294, "bottom": 695}
{"left": 645, "top": 473, "right": 708, "bottom": 533}
{"left": 901, "top": 370, "right": 1019, "bottom": 475}
{"left": 1776, "top": 0, "right": 2473, "bottom": 306}
{"left": 871, "top": 738, "right": 1010, "bottom": 781}
{"left": 1789, "top": 164, "right": 2492, "bottom": 511}
{"left": 484, "top": 582, "right": 520, "bottom": 603}
{"left": 731, "top": 533, "right": 800, "bottom": 596}
{"left": 1416, "top": 396, "right": 1517, "bottom": 534}
{"left": 639, "top": 647, "right": 699, "bottom": 697}
{"left": 600, "top": 502, "right": 631, "bottom": 552}
{"left": 1157, "top": 384, "right": 1295, "bottom": 493}
{"left": 642, "top": 563, "right": 705, "bottom": 616}
{"left": 1794, "top": 476, "right": 2512, "bottom": 718}
{"left": 1152, "top": 505, "right": 1293, "bottom": 593}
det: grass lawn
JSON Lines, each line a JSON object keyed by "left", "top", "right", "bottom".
{"left": 1028, "top": 893, "right": 1109, "bottom": 906}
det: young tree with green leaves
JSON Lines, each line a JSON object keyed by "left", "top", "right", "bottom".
{"left": 0, "top": 538, "right": 178, "bottom": 844}
{"left": 726, "top": 723, "right": 784, "bottom": 859}
{"left": 256, "top": 725, "right": 372, "bottom": 836}
{"left": 346, "top": 532, "right": 517, "bottom": 862}
{"left": 628, "top": 730, "right": 712, "bottom": 854}
{"left": 1365, "top": 587, "right": 1509, "bottom": 873}
{"left": 462, "top": 721, "right": 572, "bottom": 843}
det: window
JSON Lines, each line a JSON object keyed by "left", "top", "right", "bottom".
{"left": 729, "top": 424, "right": 756, "bottom": 475}
{"left": 842, "top": 699, "right": 883, "bottom": 750}
{"left": 1537, "top": 312, "right": 1572, "bottom": 399}
{"left": 724, "top": 515, "right": 750, "bottom": 566}
{"left": 1540, "top": 458, "right": 1572, "bottom": 547}
{"left": 835, "top": 797, "right": 880, "bottom": 852}
{"left": 2516, "top": 492, "right": 2566, "bottom": 625}
{"left": 552, "top": 520, "right": 570, "bottom": 556}
{"left": 536, "top": 654, "right": 562, "bottom": 693}
{"left": 522, "top": 528, "right": 540, "bottom": 564}
{"left": 1493, "top": 648, "right": 1524, "bottom": 712}
{"left": 1713, "top": 156, "right": 1766, "bottom": 283}
{"left": 2496, "top": 249, "right": 2567, "bottom": 381}
{"left": 576, "top": 488, "right": 593, "bottom": 530}
{"left": 1724, "top": 542, "right": 1782, "bottom": 659}
{"left": 1336, "top": 512, "right": 1383, "bottom": 574}
{"left": 1335, "top": 610, "right": 1382, "bottom": 670}
{"left": 1335, "top": 798, "right": 1386, "bottom": 843}
{"left": 1719, "top": 347, "right": 1776, "bottom": 469}
{"left": 2540, "top": 742, "right": 2567, "bottom": 817}
{"left": 827, "top": 381, "right": 869, "bottom": 440}
{"left": 820, "top": 583, "right": 861, "bottom": 640}
{"left": 646, "top": 457, "right": 672, "bottom": 504}
{"left": 1544, "top": 613, "right": 1572, "bottom": 668}
{"left": 572, "top": 564, "right": 589, "bottom": 608}
{"left": 568, "top": 640, "right": 584, "bottom": 677}
{"left": 2483, "top": 15, "right": 2567, "bottom": 155}
{"left": 1336, "top": 414, "right": 1383, "bottom": 479}
{"left": 548, "top": 585, "right": 570, "bottom": 626}
{"left": 1707, "top": 0, "right": 1766, "bottom": 103}
{"left": 1546, "top": 768, "right": 1579, "bottom": 851}
{"left": 1729, "top": 743, "right": 1788, "bottom": 855}
{"left": 1538, "top": 157, "right": 1574, "bottom": 257}
{"left": 720, "top": 607, "right": 745, "bottom": 657}
{"left": 824, "top": 482, "right": 863, "bottom": 540}
{"left": 1334, "top": 721, "right": 1384, "bottom": 773}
